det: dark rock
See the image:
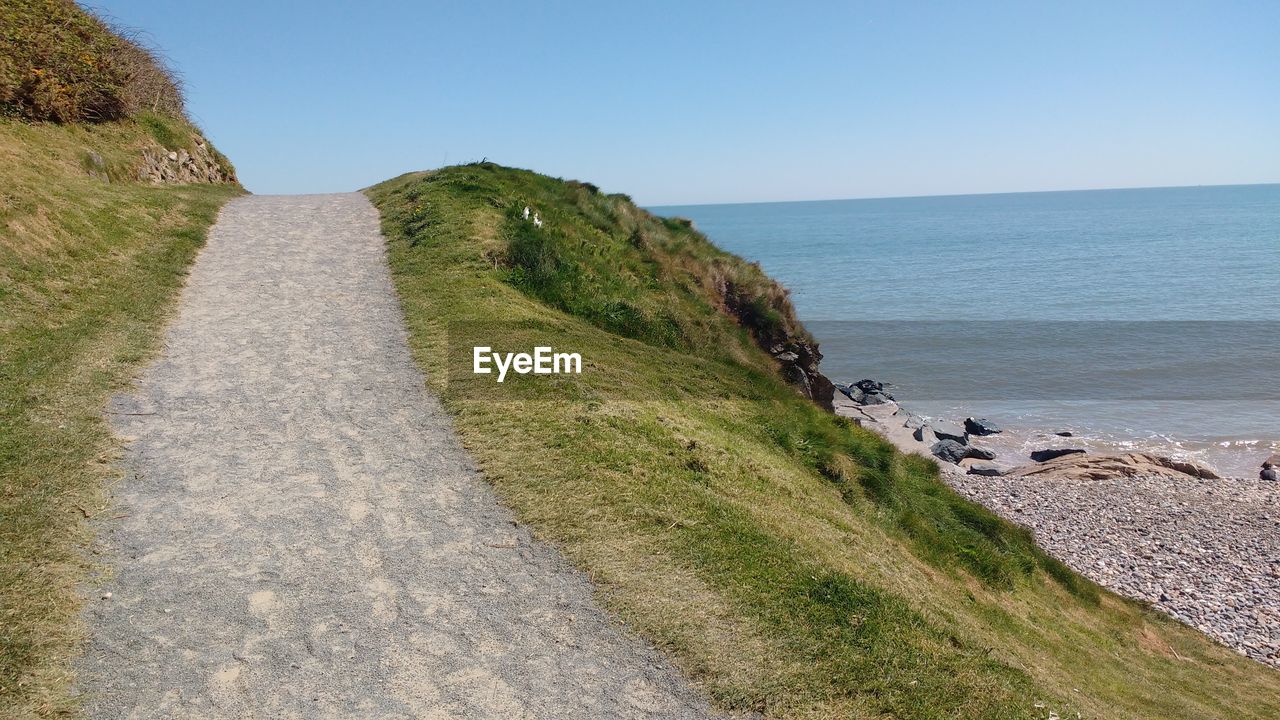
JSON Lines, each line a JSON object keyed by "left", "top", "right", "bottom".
{"left": 1030, "top": 448, "right": 1087, "bottom": 463}
{"left": 853, "top": 379, "right": 883, "bottom": 393}
{"left": 912, "top": 426, "right": 935, "bottom": 443}
{"left": 781, "top": 365, "right": 812, "bottom": 397}
{"left": 931, "top": 439, "right": 970, "bottom": 464}
{"left": 835, "top": 381, "right": 893, "bottom": 406}
{"left": 1263, "top": 467, "right": 1278, "bottom": 482}
{"left": 930, "top": 421, "right": 968, "bottom": 444}
{"left": 809, "top": 371, "right": 836, "bottom": 413}
{"left": 1055, "top": 431, "right": 1074, "bottom": 437}
{"left": 964, "top": 417, "right": 1002, "bottom": 436}
{"left": 967, "top": 446, "right": 997, "bottom": 461}
{"left": 967, "top": 463, "right": 1004, "bottom": 477}
{"left": 847, "top": 379, "right": 894, "bottom": 401}
{"left": 767, "top": 341, "right": 834, "bottom": 411}
{"left": 931, "top": 439, "right": 995, "bottom": 464}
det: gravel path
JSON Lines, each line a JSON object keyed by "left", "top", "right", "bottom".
{"left": 78, "top": 193, "right": 722, "bottom": 719}
{"left": 944, "top": 468, "right": 1280, "bottom": 667}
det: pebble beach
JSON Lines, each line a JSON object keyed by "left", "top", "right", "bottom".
{"left": 944, "top": 467, "right": 1280, "bottom": 667}
{"left": 838, "top": 392, "right": 1280, "bottom": 668}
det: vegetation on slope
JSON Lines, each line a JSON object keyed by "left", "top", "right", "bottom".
{"left": 1, "top": 0, "right": 184, "bottom": 122}
{"left": 369, "top": 163, "right": 1280, "bottom": 720}
{"left": 0, "top": 3, "right": 241, "bottom": 715}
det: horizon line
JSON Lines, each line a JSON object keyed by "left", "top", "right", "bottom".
{"left": 647, "top": 180, "right": 1280, "bottom": 209}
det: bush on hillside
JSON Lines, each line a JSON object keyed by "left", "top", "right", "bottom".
{"left": 0, "top": 0, "right": 185, "bottom": 123}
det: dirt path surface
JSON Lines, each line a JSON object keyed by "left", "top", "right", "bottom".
{"left": 78, "top": 194, "right": 721, "bottom": 719}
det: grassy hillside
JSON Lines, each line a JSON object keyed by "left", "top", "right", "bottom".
{"left": 369, "top": 163, "right": 1280, "bottom": 720}
{"left": 0, "top": 3, "right": 241, "bottom": 715}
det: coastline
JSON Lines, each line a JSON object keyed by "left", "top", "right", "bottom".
{"left": 834, "top": 386, "right": 1280, "bottom": 667}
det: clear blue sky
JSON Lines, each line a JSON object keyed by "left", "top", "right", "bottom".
{"left": 90, "top": 1, "right": 1278, "bottom": 204}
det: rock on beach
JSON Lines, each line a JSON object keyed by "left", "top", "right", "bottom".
{"left": 964, "top": 417, "right": 1002, "bottom": 436}
{"left": 1029, "top": 448, "right": 1086, "bottom": 463}
{"left": 930, "top": 421, "right": 968, "bottom": 444}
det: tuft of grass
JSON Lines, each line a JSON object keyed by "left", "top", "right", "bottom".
{"left": 0, "top": 117, "right": 240, "bottom": 717}
{"left": 134, "top": 110, "right": 187, "bottom": 150}
{"left": 369, "top": 164, "right": 1280, "bottom": 720}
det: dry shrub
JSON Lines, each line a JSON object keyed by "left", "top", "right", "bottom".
{"left": 0, "top": 0, "right": 185, "bottom": 123}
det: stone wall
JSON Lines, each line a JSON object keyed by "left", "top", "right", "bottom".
{"left": 137, "top": 139, "right": 236, "bottom": 184}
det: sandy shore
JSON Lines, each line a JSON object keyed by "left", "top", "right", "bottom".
{"left": 838, "top": 396, "right": 1280, "bottom": 668}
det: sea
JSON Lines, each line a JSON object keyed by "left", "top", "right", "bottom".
{"left": 655, "top": 184, "right": 1280, "bottom": 478}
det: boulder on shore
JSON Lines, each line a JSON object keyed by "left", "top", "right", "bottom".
{"left": 1263, "top": 467, "right": 1278, "bottom": 482}
{"left": 1030, "top": 448, "right": 1086, "bottom": 463}
{"left": 931, "top": 439, "right": 968, "bottom": 464}
{"left": 969, "top": 446, "right": 997, "bottom": 461}
{"left": 967, "top": 463, "right": 1005, "bottom": 477}
{"left": 931, "top": 439, "right": 996, "bottom": 464}
{"left": 930, "top": 421, "right": 968, "bottom": 444}
{"left": 964, "top": 417, "right": 1002, "bottom": 436}
{"left": 1263, "top": 453, "right": 1280, "bottom": 469}
{"left": 853, "top": 378, "right": 890, "bottom": 396}
{"left": 836, "top": 380, "right": 894, "bottom": 406}
{"left": 839, "top": 379, "right": 894, "bottom": 402}
{"left": 1011, "top": 452, "right": 1220, "bottom": 481}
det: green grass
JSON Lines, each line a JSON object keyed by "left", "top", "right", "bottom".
{"left": 0, "top": 117, "right": 240, "bottom": 717}
{"left": 134, "top": 111, "right": 186, "bottom": 150}
{"left": 369, "top": 163, "right": 1280, "bottom": 719}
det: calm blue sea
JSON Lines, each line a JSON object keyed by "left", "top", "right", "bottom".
{"left": 656, "top": 184, "right": 1280, "bottom": 477}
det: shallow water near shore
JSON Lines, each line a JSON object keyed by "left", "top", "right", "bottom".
{"left": 657, "top": 184, "right": 1280, "bottom": 478}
